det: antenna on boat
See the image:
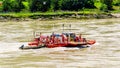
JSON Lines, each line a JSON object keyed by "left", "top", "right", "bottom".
{"left": 62, "top": 24, "right": 64, "bottom": 33}
{"left": 53, "top": 24, "right": 55, "bottom": 33}
{"left": 69, "top": 24, "right": 71, "bottom": 32}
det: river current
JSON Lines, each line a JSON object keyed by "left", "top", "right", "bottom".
{"left": 0, "top": 18, "right": 120, "bottom": 68}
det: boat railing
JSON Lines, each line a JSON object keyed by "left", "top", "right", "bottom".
{"left": 33, "top": 24, "right": 83, "bottom": 38}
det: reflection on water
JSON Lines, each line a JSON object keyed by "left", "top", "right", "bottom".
{"left": 0, "top": 18, "right": 120, "bottom": 68}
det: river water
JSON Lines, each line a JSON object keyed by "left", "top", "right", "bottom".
{"left": 0, "top": 18, "right": 120, "bottom": 68}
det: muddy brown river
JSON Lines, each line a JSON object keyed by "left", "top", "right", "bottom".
{"left": 0, "top": 18, "right": 120, "bottom": 68}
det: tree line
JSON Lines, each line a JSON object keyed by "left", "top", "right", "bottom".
{"left": 2, "top": 0, "right": 120, "bottom": 12}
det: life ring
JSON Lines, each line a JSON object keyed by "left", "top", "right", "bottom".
{"left": 87, "top": 40, "right": 96, "bottom": 45}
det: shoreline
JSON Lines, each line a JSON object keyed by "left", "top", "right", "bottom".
{"left": 0, "top": 12, "right": 119, "bottom": 22}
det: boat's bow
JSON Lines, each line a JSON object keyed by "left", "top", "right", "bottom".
{"left": 19, "top": 44, "right": 45, "bottom": 50}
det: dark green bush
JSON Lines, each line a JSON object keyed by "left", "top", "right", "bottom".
{"left": 2, "top": 0, "right": 24, "bottom": 12}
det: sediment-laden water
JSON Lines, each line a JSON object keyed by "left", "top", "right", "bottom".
{"left": 0, "top": 18, "right": 120, "bottom": 68}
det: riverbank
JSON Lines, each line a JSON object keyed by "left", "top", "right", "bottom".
{"left": 0, "top": 11, "right": 119, "bottom": 21}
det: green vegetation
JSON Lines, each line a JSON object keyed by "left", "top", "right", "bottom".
{"left": 1, "top": 0, "right": 120, "bottom": 12}
{"left": 0, "top": 0, "right": 119, "bottom": 20}
{"left": 2, "top": 0, "right": 24, "bottom": 12}
{"left": 113, "top": 0, "right": 120, "bottom": 6}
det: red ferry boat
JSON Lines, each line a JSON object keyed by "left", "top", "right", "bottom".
{"left": 19, "top": 32, "right": 96, "bottom": 49}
